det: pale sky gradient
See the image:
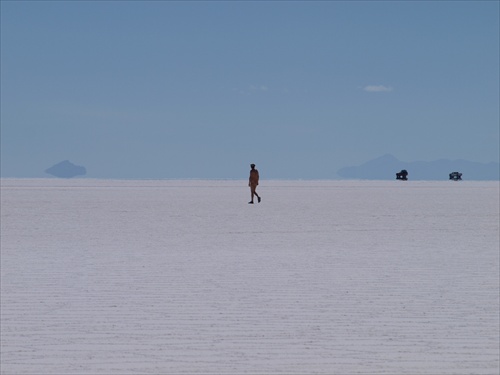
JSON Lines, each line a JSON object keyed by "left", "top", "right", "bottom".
{"left": 1, "top": 1, "right": 499, "bottom": 179}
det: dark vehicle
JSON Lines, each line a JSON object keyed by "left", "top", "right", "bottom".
{"left": 449, "top": 172, "right": 462, "bottom": 181}
{"left": 396, "top": 169, "right": 408, "bottom": 180}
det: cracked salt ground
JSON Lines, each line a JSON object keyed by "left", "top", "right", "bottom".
{"left": 1, "top": 179, "right": 498, "bottom": 374}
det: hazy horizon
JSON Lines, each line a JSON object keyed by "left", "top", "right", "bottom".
{"left": 2, "top": 153, "right": 497, "bottom": 181}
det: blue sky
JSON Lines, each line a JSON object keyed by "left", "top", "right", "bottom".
{"left": 1, "top": 1, "right": 498, "bottom": 179}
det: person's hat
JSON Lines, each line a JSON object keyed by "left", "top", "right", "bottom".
{"left": 250, "top": 164, "right": 255, "bottom": 168}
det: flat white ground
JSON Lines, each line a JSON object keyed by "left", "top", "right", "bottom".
{"left": 1, "top": 179, "right": 499, "bottom": 374}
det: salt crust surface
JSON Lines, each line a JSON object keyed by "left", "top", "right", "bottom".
{"left": 1, "top": 179, "right": 499, "bottom": 374}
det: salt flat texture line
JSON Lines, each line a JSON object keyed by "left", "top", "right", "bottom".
{"left": 1, "top": 180, "right": 499, "bottom": 374}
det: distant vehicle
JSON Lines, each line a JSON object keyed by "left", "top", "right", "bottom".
{"left": 396, "top": 169, "right": 408, "bottom": 181}
{"left": 449, "top": 172, "right": 462, "bottom": 181}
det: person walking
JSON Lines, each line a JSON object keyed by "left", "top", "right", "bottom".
{"left": 248, "top": 164, "right": 261, "bottom": 204}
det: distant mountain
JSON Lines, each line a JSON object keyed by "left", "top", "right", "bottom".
{"left": 337, "top": 154, "right": 499, "bottom": 180}
{"left": 45, "top": 160, "right": 87, "bottom": 178}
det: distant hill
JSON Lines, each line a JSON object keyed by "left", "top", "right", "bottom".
{"left": 337, "top": 154, "right": 499, "bottom": 180}
{"left": 45, "top": 160, "right": 87, "bottom": 178}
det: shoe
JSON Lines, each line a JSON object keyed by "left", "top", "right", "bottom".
{"left": 248, "top": 201, "right": 254, "bottom": 204}
{"left": 258, "top": 197, "right": 261, "bottom": 203}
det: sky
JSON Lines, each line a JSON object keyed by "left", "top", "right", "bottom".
{"left": 1, "top": 1, "right": 499, "bottom": 179}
